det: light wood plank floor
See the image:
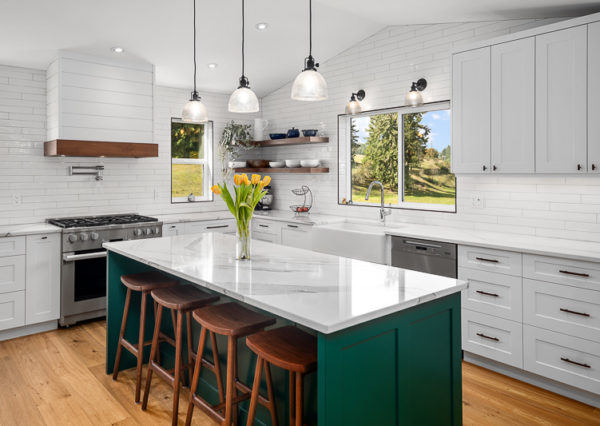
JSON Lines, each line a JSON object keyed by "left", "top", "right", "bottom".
{"left": 0, "top": 320, "right": 598, "bottom": 425}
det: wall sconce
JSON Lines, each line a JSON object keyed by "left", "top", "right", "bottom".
{"left": 406, "top": 78, "right": 427, "bottom": 107}
{"left": 345, "top": 89, "right": 365, "bottom": 114}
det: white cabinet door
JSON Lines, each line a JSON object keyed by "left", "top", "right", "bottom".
{"left": 536, "top": 25, "right": 588, "bottom": 173}
{"left": 25, "top": 234, "right": 60, "bottom": 325}
{"left": 163, "top": 223, "right": 183, "bottom": 237}
{"left": 0, "top": 256, "right": 25, "bottom": 294}
{"left": 491, "top": 38, "right": 535, "bottom": 173}
{"left": 452, "top": 47, "right": 491, "bottom": 173}
{"left": 0, "top": 291, "right": 25, "bottom": 331}
{"left": 588, "top": 21, "right": 600, "bottom": 172}
{"left": 280, "top": 223, "right": 313, "bottom": 250}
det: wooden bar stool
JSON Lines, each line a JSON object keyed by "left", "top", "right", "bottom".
{"left": 245, "top": 326, "right": 317, "bottom": 426}
{"left": 185, "top": 302, "right": 276, "bottom": 426}
{"left": 141, "top": 285, "right": 219, "bottom": 426}
{"left": 113, "top": 271, "right": 178, "bottom": 403}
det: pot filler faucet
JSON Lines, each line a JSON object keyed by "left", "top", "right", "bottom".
{"left": 365, "top": 180, "right": 392, "bottom": 223}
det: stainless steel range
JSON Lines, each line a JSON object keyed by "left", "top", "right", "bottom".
{"left": 47, "top": 214, "right": 162, "bottom": 326}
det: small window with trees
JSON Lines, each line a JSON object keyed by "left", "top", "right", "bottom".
{"left": 338, "top": 101, "right": 455, "bottom": 212}
{"left": 171, "top": 119, "right": 213, "bottom": 203}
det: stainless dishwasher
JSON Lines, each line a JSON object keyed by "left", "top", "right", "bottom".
{"left": 391, "top": 236, "right": 457, "bottom": 278}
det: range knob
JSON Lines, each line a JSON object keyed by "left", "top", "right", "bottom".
{"left": 144, "top": 228, "right": 152, "bottom": 236}
{"left": 68, "top": 234, "right": 78, "bottom": 243}
{"left": 90, "top": 232, "right": 99, "bottom": 241}
{"left": 133, "top": 229, "right": 143, "bottom": 237}
{"left": 79, "top": 233, "right": 89, "bottom": 241}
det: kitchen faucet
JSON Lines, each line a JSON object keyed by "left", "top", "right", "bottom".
{"left": 365, "top": 180, "right": 392, "bottom": 223}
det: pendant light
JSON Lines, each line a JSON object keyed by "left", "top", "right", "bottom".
{"left": 291, "top": 0, "right": 328, "bottom": 101}
{"left": 345, "top": 89, "right": 365, "bottom": 114}
{"left": 228, "top": 0, "right": 259, "bottom": 113}
{"left": 406, "top": 78, "right": 427, "bottom": 107}
{"left": 182, "top": 0, "right": 208, "bottom": 122}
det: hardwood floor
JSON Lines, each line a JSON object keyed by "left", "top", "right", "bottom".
{"left": 0, "top": 319, "right": 598, "bottom": 425}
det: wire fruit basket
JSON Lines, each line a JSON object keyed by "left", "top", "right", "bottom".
{"left": 289, "top": 185, "right": 313, "bottom": 214}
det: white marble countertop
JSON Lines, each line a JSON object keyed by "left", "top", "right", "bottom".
{"left": 104, "top": 233, "right": 466, "bottom": 334}
{"left": 155, "top": 210, "right": 344, "bottom": 226}
{"left": 0, "top": 223, "right": 61, "bottom": 237}
{"left": 384, "top": 223, "right": 600, "bottom": 263}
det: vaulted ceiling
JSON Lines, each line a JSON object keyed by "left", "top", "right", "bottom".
{"left": 1, "top": 0, "right": 599, "bottom": 96}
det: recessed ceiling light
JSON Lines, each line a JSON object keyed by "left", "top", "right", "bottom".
{"left": 111, "top": 47, "right": 124, "bottom": 53}
{"left": 255, "top": 22, "right": 268, "bottom": 31}
{"left": 207, "top": 63, "right": 218, "bottom": 69}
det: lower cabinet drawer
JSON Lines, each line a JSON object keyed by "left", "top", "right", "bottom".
{"left": 523, "top": 278, "right": 600, "bottom": 343}
{"left": 253, "top": 232, "right": 279, "bottom": 244}
{"left": 523, "top": 254, "right": 600, "bottom": 291}
{"left": 459, "top": 268, "right": 522, "bottom": 322}
{"left": 0, "top": 255, "right": 25, "bottom": 294}
{"left": 524, "top": 325, "right": 600, "bottom": 395}
{"left": 0, "top": 290, "right": 25, "bottom": 331}
{"left": 462, "top": 309, "right": 523, "bottom": 368}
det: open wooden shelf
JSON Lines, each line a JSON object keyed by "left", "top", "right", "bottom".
{"left": 233, "top": 167, "right": 329, "bottom": 174}
{"left": 44, "top": 139, "right": 158, "bottom": 158}
{"left": 251, "top": 136, "right": 328, "bottom": 147}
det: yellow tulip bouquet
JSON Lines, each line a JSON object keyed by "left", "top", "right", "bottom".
{"left": 211, "top": 173, "right": 271, "bottom": 260}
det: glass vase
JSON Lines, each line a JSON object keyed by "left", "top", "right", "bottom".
{"left": 236, "top": 220, "right": 252, "bottom": 260}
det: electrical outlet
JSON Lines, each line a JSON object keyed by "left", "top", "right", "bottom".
{"left": 12, "top": 193, "right": 21, "bottom": 205}
{"left": 471, "top": 193, "right": 483, "bottom": 209}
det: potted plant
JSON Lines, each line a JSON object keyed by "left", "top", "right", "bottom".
{"left": 218, "top": 121, "right": 253, "bottom": 179}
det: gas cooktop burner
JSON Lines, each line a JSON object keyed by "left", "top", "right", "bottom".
{"left": 48, "top": 214, "right": 159, "bottom": 229}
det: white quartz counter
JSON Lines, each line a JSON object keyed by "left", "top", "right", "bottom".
{"left": 104, "top": 233, "right": 466, "bottom": 334}
{"left": 0, "top": 223, "right": 61, "bottom": 237}
{"left": 384, "top": 223, "right": 600, "bottom": 263}
{"left": 154, "top": 210, "right": 344, "bottom": 226}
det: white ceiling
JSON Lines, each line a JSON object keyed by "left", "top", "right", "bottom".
{"left": 1, "top": 0, "right": 599, "bottom": 96}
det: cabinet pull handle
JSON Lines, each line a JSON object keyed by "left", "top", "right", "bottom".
{"left": 206, "top": 225, "right": 228, "bottom": 229}
{"left": 41, "top": 236, "right": 48, "bottom": 240}
{"left": 287, "top": 224, "right": 299, "bottom": 228}
{"left": 476, "top": 290, "right": 499, "bottom": 297}
{"left": 475, "top": 257, "right": 499, "bottom": 263}
{"left": 560, "top": 308, "right": 590, "bottom": 317}
{"left": 560, "top": 357, "right": 591, "bottom": 369}
{"left": 482, "top": 165, "right": 487, "bottom": 171}
{"left": 259, "top": 224, "right": 269, "bottom": 228}
{"left": 476, "top": 332, "right": 499, "bottom": 342}
{"left": 559, "top": 270, "right": 589, "bottom": 278}
{"left": 492, "top": 165, "right": 497, "bottom": 171}
{"left": 593, "top": 164, "right": 597, "bottom": 171}
{"left": 577, "top": 164, "right": 582, "bottom": 171}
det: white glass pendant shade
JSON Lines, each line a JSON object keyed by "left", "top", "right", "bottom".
{"left": 182, "top": 98, "right": 208, "bottom": 122}
{"left": 291, "top": 70, "right": 328, "bottom": 101}
{"left": 345, "top": 99, "right": 362, "bottom": 115}
{"left": 228, "top": 86, "right": 259, "bottom": 113}
{"left": 406, "top": 90, "right": 423, "bottom": 107}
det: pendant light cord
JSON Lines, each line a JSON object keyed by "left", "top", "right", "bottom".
{"left": 193, "top": 0, "right": 197, "bottom": 94}
{"left": 309, "top": 0, "right": 312, "bottom": 57}
{"left": 241, "top": 0, "right": 245, "bottom": 77}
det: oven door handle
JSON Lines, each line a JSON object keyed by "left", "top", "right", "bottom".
{"left": 63, "top": 251, "right": 107, "bottom": 262}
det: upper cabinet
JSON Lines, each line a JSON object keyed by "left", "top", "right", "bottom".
{"left": 452, "top": 47, "right": 491, "bottom": 173}
{"left": 491, "top": 38, "right": 535, "bottom": 173}
{"left": 535, "top": 26, "right": 588, "bottom": 173}
{"left": 452, "top": 19, "right": 598, "bottom": 174}
{"left": 589, "top": 22, "right": 600, "bottom": 172}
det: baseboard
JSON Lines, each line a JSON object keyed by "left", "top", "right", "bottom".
{"left": 0, "top": 320, "right": 58, "bottom": 342}
{"left": 464, "top": 352, "right": 600, "bottom": 409}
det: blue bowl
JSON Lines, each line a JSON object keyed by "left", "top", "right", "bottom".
{"left": 269, "top": 133, "right": 286, "bottom": 140}
{"left": 302, "top": 129, "right": 318, "bottom": 137}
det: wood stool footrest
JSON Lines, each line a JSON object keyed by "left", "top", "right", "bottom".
{"left": 190, "top": 393, "right": 226, "bottom": 424}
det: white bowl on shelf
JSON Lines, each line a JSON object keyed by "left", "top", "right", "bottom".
{"left": 269, "top": 161, "right": 286, "bottom": 168}
{"left": 300, "top": 159, "right": 320, "bottom": 168}
{"left": 285, "top": 160, "right": 301, "bottom": 168}
{"left": 228, "top": 160, "right": 246, "bottom": 168}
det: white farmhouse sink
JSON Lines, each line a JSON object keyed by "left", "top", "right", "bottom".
{"left": 312, "top": 221, "right": 393, "bottom": 264}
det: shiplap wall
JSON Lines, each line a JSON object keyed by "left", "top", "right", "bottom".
{"left": 47, "top": 52, "right": 154, "bottom": 143}
{"left": 252, "top": 18, "right": 600, "bottom": 243}
{"left": 0, "top": 63, "right": 255, "bottom": 225}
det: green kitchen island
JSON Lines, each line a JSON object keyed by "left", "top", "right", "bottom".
{"left": 104, "top": 232, "right": 466, "bottom": 425}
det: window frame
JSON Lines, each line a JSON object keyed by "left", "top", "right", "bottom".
{"left": 170, "top": 118, "right": 214, "bottom": 204}
{"left": 337, "top": 100, "right": 456, "bottom": 213}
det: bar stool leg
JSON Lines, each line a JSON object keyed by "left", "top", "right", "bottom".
{"left": 210, "top": 331, "right": 225, "bottom": 404}
{"left": 224, "top": 336, "right": 237, "bottom": 425}
{"left": 295, "top": 372, "right": 303, "bottom": 426}
{"left": 289, "top": 371, "right": 295, "bottom": 426}
{"left": 264, "top": 362, "right": 278, "bottom": 426}
{"left": 185, "top": 326, "right": 207, "bottom": 426}
{"left": 246, "top": 356, "right": 263, "bottom": 425}
{"left": 142, "top": 304, "right": 164, "bottom": 410}
{"left": 186, "top": 312, "right": 194, "bottom": 385}
{"left": 112, "top": 288, "right": 131, "bottom": 381}
{"left": 135, "top": 290, "right": 148, "bottom": 403}
{"left": 172, "top": 310, "right": 184, "bottom": 426}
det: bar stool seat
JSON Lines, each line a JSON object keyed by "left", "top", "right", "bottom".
{"left": 142, "top": 285, "right": 219, "bottom": 426}
{"left": 113, "top": 271, "right": 178, "bottom": 403}
{"left": 245, "top": 326, "right": 317, "bottom": 426}
{"left": 185, "top": 302, "right": 276, "bottom": 426}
